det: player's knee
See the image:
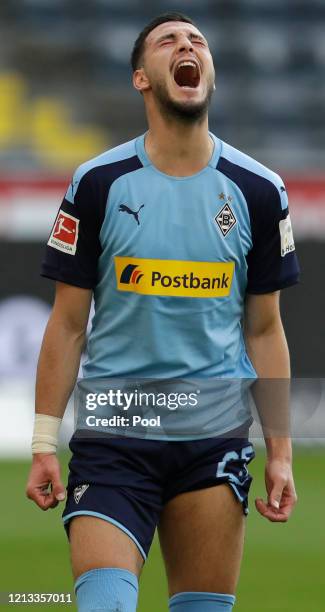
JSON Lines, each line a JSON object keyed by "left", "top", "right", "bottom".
{"left": 169, "top": 592, "right": 236, "bottom": 611}
{"left": 75, "top": 567, "right": 138, "bottom": 612}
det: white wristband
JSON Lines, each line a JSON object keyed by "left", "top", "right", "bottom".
{"left": 32, "top": 414, "right": 62, "bottom": 454}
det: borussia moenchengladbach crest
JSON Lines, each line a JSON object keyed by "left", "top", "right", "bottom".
{"left": 215, "top": 202, "right": 237, "bottom": 237}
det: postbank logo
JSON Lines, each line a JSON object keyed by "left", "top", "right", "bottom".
{"left": 115, "top": 257, "right": 234, "bottom": 298}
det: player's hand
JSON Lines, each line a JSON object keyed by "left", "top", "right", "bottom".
{"left": 26, "top": 453, "right": 66, "bottom": 511}
{"left": 255, "top": 458, "right": 297, "bottom": 522}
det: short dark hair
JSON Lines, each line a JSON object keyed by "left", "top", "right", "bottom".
{"left": 131, "top": 12, "right": 197, "bottom": 72}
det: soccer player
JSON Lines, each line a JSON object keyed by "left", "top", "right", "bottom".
{"left": 26, "top": 12, "right": 299, "bottom": 612}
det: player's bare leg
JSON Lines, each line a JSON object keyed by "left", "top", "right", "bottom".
{"left": 69, "top": 516, "right": 144, "bottom": 611}
{"left": 158, "top": 484, "right": 245, "bottom": 608}
{"left": 69, "top": 516, "right": 144, "bottom": 579}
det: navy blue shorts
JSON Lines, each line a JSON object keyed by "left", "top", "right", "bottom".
{"left": 63, "top": 423, "right": 255, "bottom": 560}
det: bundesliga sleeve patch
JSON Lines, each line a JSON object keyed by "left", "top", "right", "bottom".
{"left": 279, "top": 214, "right": 295, "bottom": 257}
{"left": 47, "top": 210, "right": 79, "bottom": 255}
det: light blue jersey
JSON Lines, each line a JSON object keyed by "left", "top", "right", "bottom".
{"left": 42, "top": 132, "right": 299, "bottom": 438}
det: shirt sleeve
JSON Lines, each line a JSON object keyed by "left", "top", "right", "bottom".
{"left": 41, "top": 167, "right": 104, "bottom": 289}
{"left": 246, "top": 178, "right": 300, "bottom": 294}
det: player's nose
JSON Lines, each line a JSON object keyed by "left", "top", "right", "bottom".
{"left": 177, "top": 36, "right": 194, "bottom": 55}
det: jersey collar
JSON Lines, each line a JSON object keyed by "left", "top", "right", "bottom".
{"left": 135, "top": 131, "right": 222, "bottom": 179}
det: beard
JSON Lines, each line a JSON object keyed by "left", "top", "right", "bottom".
{"left": 152, "top": 77, "right": 215, "bottom": 124}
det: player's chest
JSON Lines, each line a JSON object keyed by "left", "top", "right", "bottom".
{"left": 100, "top": 173, "right": 252, "bottom": 262}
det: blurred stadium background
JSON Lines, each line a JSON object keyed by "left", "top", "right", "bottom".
{"left": 0, "top": 1, "right": 324, "bottom": 610}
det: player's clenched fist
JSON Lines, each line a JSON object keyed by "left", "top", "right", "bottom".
{"left": 26, "top": 453, "right": 66, "bottom": 511}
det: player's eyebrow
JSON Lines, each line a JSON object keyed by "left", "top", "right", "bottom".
{"left": 155, "top": 31, "right": 207, "bottom": 45}
{"left": 189, "top": 32, "right": 207, "bottom": 43}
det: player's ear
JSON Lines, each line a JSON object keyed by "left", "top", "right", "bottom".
{"left": 133, "top": 68, "right": 151, "bottom": 94}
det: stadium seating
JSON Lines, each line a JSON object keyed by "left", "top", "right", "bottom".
{"left": 0, "top": 0, "right": 323, "bottom": 171}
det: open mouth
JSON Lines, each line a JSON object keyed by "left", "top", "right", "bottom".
{"left": 174, "top": 60, "right": 200, "bottom": 88}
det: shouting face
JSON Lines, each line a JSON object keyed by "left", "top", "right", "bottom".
{"left": 133, "top": 21, "right": 216, "bottom": 123}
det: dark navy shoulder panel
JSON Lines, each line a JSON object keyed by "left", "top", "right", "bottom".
{"left": 42, "top": 144, "right": 143, "bottom": 289}
{"left": 71, "top": 154, "right": 143, "bottom": 233}
{"left": 217, "top": 155, "right": 282, "bottom": 228}
{"left": 217, "top": 152, "right": 300, "bottom": 294}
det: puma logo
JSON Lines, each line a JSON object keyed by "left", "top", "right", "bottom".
{"left": 119, "top": 204, "right": 144, "bottom": 226}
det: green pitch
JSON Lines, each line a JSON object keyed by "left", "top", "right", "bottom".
{"left": 0, "top": 447, "right": 324, "bottom": 611}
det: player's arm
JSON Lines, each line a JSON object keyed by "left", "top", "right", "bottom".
{"left": 26, "top": 281, "right": 92, "bottom": 511}
{"left": 244, "top": 291, "right": 298, "bottom": 522}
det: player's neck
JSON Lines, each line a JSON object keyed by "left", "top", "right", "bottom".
{"left": 144, "top": 116, "right": 213, "bottom": 177}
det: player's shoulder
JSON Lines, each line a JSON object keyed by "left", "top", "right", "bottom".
{"left": 65, "top": 137, "right": 142, "bottom": 203}
{"left": 73, "top": 137, "right": 140, "bottom": 183}
{"left": 218, "top": 138, "right": 286, "bottom": 202}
